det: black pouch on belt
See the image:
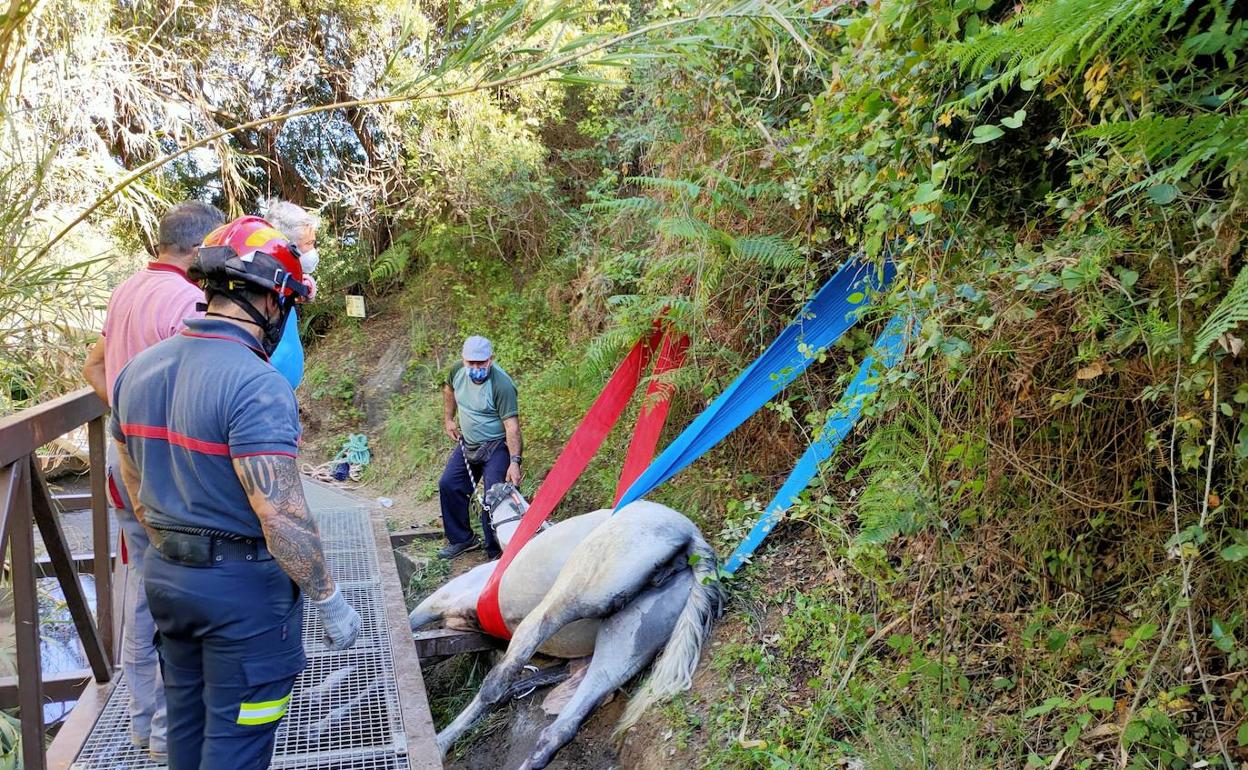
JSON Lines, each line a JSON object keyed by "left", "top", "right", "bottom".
{"left": 153, "top": 530, "right": 214, "bottom": 567}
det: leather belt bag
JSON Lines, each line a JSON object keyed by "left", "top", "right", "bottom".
{"left": 463, "top": 439, "right": 502, "bottom": 464}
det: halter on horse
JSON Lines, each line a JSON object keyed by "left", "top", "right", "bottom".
{"left": 481, "top": 482, "right": 548, "bottom": 543}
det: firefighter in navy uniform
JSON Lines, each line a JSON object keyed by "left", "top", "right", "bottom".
{"left": 109, "top": 216, "right": 361, "bottom": 770}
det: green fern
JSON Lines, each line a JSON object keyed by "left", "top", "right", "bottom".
{"left": 944, "top": 0, "right": 1184, "bottom": 102}
{"left": 1193, "top": 263, "right": 1248, "bottom": 362}
{"left": 584, "top": 322, "right": 647, "bottom": 379}
{"left": 698, "top": 167, "right": 750, "bottom": 213}
{"left": 855, "top": 470, "right": 931, "bottom": 545}
{"left": 370, "top": 232, "right": 417, "bottom": 284}
{"left": 645, "top": 250, "right": 702, "bottom": 278}
{"left": 585, "top": 166, "right": 804, "bottom": 363}
{"left": 1083, "top": 112, "right": 1248, "bottom": 183}
{"left": 625, "top": 175, "right": 703, "bottom": 199}
{"left": 582, "top": 292, "right": 694, "bottom": 378}
{"left": 657, "top": 215, "right": 717, "bottom": 243}
{"left": 734, "top": 234, "right": 803, "bottom": 270}
{"left": 370, "top": 224, "right": 470, "bottom": 284}
{"left": 850, "top": 404, "right": 937, "bottom": 546}
{"left": 599, "top": 252, "right": 649, "bottom": 284}
{"left": 580, "top": 196, "right": 662, "bottom": 214}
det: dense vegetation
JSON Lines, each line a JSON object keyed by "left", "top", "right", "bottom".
{"left": 4, "top": 0, "right": 1248, "bottom": 767}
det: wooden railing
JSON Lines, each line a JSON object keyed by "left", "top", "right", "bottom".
{"left": 0, "top": 388, "right": 115, "bottom": 770}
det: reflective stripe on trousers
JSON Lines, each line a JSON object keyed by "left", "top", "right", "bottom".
{"left": 146, "top": 546, "right": 305, "bottom": 770}
{"left": 237, "top": 692, "right": 292, "bottom": 726}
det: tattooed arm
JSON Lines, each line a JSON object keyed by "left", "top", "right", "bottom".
{"left": 234, "top": 454, "right": 336, "bottom": 601}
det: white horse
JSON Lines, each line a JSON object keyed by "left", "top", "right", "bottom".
{"left": 409, "top": 483, "right": 725, "bottom": 770}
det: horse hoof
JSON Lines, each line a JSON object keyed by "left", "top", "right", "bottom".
{"left": 520, "top": 740, "right": 558, "bottom": 770}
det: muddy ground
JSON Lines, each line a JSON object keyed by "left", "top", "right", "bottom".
{"left": 445, "top": 693, "right": 626, "bottom": 770}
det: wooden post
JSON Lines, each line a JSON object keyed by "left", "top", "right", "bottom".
{"left": 413, "top": 628, "right": 502, "bottom": 658}
{"left": 10, "top": 459, "right": 48, "bottom": 770}
{"left": 371, "top": 512, "right": 442, "bottom": 768}
{"left": 87, "top": 417, "right": 114, "bottom": 666}
{"left": 29, "top": 458, "right": 111, "bottom": 682}
{"left": 0, "top": 462, "right": 18, "bottom": 568}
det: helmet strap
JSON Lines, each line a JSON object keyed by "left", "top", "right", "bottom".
{"left": 205, "top": 288, "right": 293, "bottom": 356}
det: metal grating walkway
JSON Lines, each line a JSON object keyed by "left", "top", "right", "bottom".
{"left": 66, "top": 481, "right": 437, "bottom": 770}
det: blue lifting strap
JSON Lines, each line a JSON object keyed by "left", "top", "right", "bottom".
{"left": 721, "top": 313, "right": 912, "bottom": 574}
{"left": 613, "top": 255, "right": 896, "bottom": 513}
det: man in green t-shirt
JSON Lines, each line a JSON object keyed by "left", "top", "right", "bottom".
{"left": 437, "top": 335, "right": 524, "bottom": 559}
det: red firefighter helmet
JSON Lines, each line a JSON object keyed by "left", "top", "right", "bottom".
{"left": 189, "top": 216, "right": 308, "bottom": 301}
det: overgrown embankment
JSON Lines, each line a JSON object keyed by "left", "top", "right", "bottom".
{"left": 306, "top": 1, "right": 1248, "bottom": 768}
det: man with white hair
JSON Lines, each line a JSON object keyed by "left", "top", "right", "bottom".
{"left": 437, "top": 335, "right": 524, "bottom": 559}
{"left": 263, "top": 200, "right": 322, "bottom": 389}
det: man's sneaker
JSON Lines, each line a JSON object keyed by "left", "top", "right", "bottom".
{"left": 148, "top": 748, "right": 168, "bottom": 766}
{"left": 130, "top": 733, "right": 149, "bottom": 750}
{"left": 437, "top": 538, "right": 480, "bottom": 559}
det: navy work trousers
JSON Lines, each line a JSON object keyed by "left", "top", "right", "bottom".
{"left": 145, "top": 548, "right": 305, "bottom": 770}
{"left": 439, "top": 441, "right": 508, "bottom": 554}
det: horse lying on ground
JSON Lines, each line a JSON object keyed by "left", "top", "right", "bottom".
{"left": 409, "top": 484, "right": 725, "bottom": 770}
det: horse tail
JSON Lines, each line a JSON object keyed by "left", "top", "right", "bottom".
{"left": 615, "top": 532, "right": 725, "bottom": 736}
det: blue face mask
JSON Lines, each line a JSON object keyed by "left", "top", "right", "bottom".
{"left": 468, "top": 365, "right": 490, "bottom": 384}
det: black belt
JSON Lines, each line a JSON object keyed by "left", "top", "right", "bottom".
{"left": 151, "top": 526, "right": 271, "bottom": 566}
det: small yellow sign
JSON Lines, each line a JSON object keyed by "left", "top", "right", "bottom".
{"left": 345, "top": 295, "right": 367, "bottom": 318}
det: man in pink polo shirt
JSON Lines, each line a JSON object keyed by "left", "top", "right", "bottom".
{"left": 83, "top": 200, "right": 224, "bottom": 764}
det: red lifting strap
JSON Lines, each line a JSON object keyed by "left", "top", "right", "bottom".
{"left": 616, "top": 330, "right": 688, "bottom": 504}
{"left": 475, "top": 324, "right": 686, "bottom": 639}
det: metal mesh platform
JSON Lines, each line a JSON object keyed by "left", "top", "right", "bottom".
{"left": 69, "top": 482, "right": 432, "bottom": 769}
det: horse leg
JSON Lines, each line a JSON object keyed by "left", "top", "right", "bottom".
{"left": 435, "top": 688, "right": 490, "bottom": 757}
{"left": 476, "top": 602, "right": 585, "bottom": 705}
{"left": 436, "top": 602, "right": 586, "bottom": 754}
{"left": 518, "top": 571, "right": 693, "bottom": 770}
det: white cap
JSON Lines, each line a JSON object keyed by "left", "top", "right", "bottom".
{"left": 462, "top": 335, "right": 493, "bottom": 360}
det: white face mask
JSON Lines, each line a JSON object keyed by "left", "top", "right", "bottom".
{"left": 299, "top": 247, "right": 320, "bottom": 274}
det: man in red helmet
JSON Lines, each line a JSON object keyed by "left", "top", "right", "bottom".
{"left": 82, "top": 200, "right": 224, "bottom": 763}
{"left": 109, "top": 216, "right": 361, "bottom": 770}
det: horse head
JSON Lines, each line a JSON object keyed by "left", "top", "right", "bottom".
{"left": 484, "top": 482, "right": 530, "bottom": 549}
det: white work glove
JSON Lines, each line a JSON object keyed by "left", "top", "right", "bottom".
{"left": 314, "top": 586, "right": 361, "bottom": 650}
